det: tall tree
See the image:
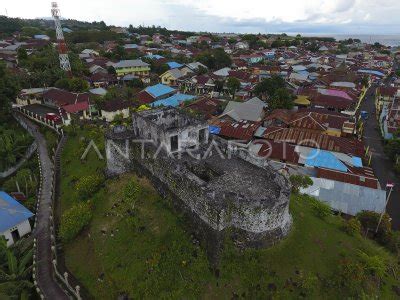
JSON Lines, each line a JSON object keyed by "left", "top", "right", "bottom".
{"left": 226, "top": 77, "right": 241, "bottom": 99}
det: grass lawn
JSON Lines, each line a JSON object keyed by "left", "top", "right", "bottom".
{"left": 59, "top": 127, "right": 399, "bottom": 299}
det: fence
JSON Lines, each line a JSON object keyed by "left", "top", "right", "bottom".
{"left": 14, "top": 112, "right": 83, "bottom": 299}
{"left": 14, "top": 106, "right": 63, "bottom": 134}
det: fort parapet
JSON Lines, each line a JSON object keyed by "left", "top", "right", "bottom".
{"left": 105, "top": 107, "right": 292, "bottom": 259}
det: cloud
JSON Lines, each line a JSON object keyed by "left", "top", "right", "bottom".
{"left": 4, "top": 0, "right": 400, "bottom": 34}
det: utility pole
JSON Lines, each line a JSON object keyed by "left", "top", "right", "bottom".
{"left": 375, "top": 183, "right": 394, "bottom": 233}
{"left": 51, "top": 2, "right": 72, "bottom": 76}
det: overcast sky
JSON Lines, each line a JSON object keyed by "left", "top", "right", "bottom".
{"left": 3, "top": 0, "right": 400, "bottom": 35}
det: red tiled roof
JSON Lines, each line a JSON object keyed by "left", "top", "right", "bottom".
{"left": 185, "top": 97, "right": 221, "bottom": 119}
{"left": 63, "top": 101, "right": 89, "bottom": 113}
{"left": 316, "top": 167, "right": 378, "bottom": 189}
{"left": 137, "top": 90, "right": 154, "bottom": 104}
{"left": 90, "top": 72, "right": 117, "bottom": 82}
{"left": 377, "top": 86, "right": 397, "bottom": 97}
{"left": 256, "top": 140, "right": 299, "bottom": 164}
{"left": 265, "top": 108, "right": 351, "bottom": 131}
{"left": 43, "top": 88, "right": 90, "bottom": 107}
{"left": 211, "top": 119, "right": 260, "bottom": 142}
{"left": 261, "top": 127, "right": 364, "bottom": 156}
{"left": 311, "top": 94, "right": 355, "bottom": 110}
{"left": 102, "top": 98, "right": 131, "bottom": 112}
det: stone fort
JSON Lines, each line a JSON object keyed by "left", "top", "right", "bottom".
{"left": 105, "top": 107, "right": 292, "bottom": 259}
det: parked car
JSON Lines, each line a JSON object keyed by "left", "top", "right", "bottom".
{"left": 45, "top": 113, "right": 61, "bottom": 122}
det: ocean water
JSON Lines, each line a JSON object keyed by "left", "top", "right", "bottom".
{"left": 304, "top": 34, "right": 400, "bottom": 47}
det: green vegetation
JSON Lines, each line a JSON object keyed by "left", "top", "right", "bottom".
{"left": 195, "top": 48, "right": 232, "bottom": 70}
{"left": 226, "top": 77, "right": 241, "bottom": 99}
{"left": 254, "top": 75, "right": 295, "bottom": 109}
{"left": 18, "top": 46, "right": 88, "bottom": 87}
{"left": 57, "top": 128, "right": 400, "bottom": 299}
{"left": 344, "top": 218, "right": 362, "bottom": 236}
{"left": 357, "top": 211, "right": 393, "bottom": 246}
{"left": 0, "top": 63, "right": 20, "bottom": 122}
{"left": 0, "top": 238, "right": 34, "bottom": 299}
{"left": 60, "top": 201, "right": 93, "bottom": 242}
{"left": 289, "top": 174, "right": 312, "bottom": 193}
{"left": 1, "top": 166, "right": 38, "bottom": 212}
{"left": 0, "top": 123, "right": 33, "bottom": 172}
{"left": 55, "top": 77, "right": 90, "bottom": 92}
{"left": 75, "top": 174, "right": 105, "bottom": 200}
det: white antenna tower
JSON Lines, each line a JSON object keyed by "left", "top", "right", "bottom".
{"left": 51, "top": 2, "right": 72, "bottom": 75}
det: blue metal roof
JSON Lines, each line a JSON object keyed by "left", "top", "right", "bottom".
{"left": 144, "top": 54, "right": 164, "bottom": 60}
{"left": 166, "top": 61, "right": 183, "bottom": 69}
{"left": 305, "top": 149, "right": 348, "bottom": 172}
{"left": 145, "top": 84, "right": 176, "bottom": 98}
{"left": 358, "top": 69, "right": 385, "bottom": 77}
{"left": 0, "top": 191, "right": 33, "bottom": 232}
{"left": 151, "top": 93, "right": 196, "bottom": 107}
{"left": 209, "top": 125, "right": 221, "bottom": 134}
{"left": 351, "top": 156, "right": 363, "bottom": 167}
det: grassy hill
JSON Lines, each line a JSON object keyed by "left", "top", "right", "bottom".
{"left": 59, "top": 127, "right": 399, "bottom": 299}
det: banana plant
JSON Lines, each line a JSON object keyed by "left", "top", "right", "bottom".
{"left": 0, "top": 238, "right": 33, "bottom": 299}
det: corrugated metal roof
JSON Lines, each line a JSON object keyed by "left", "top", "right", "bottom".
{"left": 305, "top": 149, "right": 348, "bottom": 172}
{"left": 145, "top": 84, "right": 176, "bottom": 98}
{"left": 151, "top": 93, "right": 196, "bottom": 107}
{"left": 114, "top": 59, "right": 149, "bottom": 68}
{"left": 0, "top": 191, "right": 34, "bottom": 232}
{"left": 301, "top": 178, "right": 386, "bottom": 216}
{"left": 166, "top": 61, "right": 183, "bottom": 69}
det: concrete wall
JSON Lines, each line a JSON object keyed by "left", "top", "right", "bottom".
{"left": 106, "top": 133, "right": 292, "bottom": 257}
{"left": 101, "top": 108, "right": 130, "bottom": 122}
{"left": 1, "top": 220, "right": 32, "bottom": 247}
{"left": 132, "top": 110, "right": 209, "bottom": 153}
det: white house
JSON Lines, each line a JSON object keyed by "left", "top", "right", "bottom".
{"left": 100, "top": 99, "right": 131, "bottom": 122}
{"left": 0, "top": 191, "right": 33, "bottom": 247}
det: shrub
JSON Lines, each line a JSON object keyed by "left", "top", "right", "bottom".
{"left": 124, "top": 179, "right": 141, "bottom": 202}
{"left": 335, "top": 258, "right": 367, "bottom": 296}
{"left": 309, "top": 198, "right": 331, "bottom": 219}
{"left": 289, "top": 175, "right": 313, "bottom": 193}
{"left": 298, "top": 271, "right": 318, "bottom": 295}
{"left": 60, "top": 201, "right": 93, "bottom": 242}
{"left": 357, "top": 251, "right": 387, "bottom": 281}
{"left": 344, "top": 218, "right": 361, "bottom": 236}
{"left": 75, "top": 174, "right": 104, "bottom": 200}
{"left": 356, "top": 211, "right": 392, "bottom": 245}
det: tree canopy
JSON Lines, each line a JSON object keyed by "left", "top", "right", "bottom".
{"left": 195, "top": 49, "right": 232, "bottom": 70}
{"left": 254, "top": 75, "right": 294, "bottom": 109}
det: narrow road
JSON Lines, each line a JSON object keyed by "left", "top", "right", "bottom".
{"left": 361, "top": 85, "right": 400, "bottom": 230}
{"left": 14, "top": 113, "right": 70, "bottom": 299}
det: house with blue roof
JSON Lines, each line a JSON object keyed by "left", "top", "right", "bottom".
{"left": 305, "top": 149, "right": 348, "bottom": 172}
{"left": 151, "top": 93, "right": 196, "bottom": 108}
{"left": 166, "top": 61, "right": 183, "bottom": 69}
{"left": 137, "top": 83, "right": 177, "bottom": 104}
{"left": 0, "top": 191, "right": 34, "bottom": 247}
{"left": 357, "top": 69, "right": 385, "bottom": 78}
{"left": 144, "top": 54, "right": 164, "bottom": 60}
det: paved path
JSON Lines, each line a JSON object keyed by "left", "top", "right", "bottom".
{"left": 361, "top": 85, "right": 400, "bottom": 230}
{"left": 14, "top": 113, "right": 70, "bottom": 299}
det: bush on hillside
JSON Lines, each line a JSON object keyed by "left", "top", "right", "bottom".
{"left": 356, "top": 211, "right": 392, "bottom": 245}
{"left": 59, "top": 201, "right": 93, "bottom": 242}
{"left": 75, "top": 174, "right": 104, "bottom": 200}
{"left": 309, "top": 197, "right": 332, "bottom": 219}
{"left": 344, "top": 218, "right": 361, "bottom": 236}
{"left": 289, "top": 175, "right": 313, "bottom": 194}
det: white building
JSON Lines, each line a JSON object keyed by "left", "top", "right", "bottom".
{"left": 0, "top": 191, "right": 33, "bottom": 247}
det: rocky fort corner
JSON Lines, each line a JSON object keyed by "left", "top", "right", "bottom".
{"left": 105, "top": 107, "right": 292, "bottom": 257}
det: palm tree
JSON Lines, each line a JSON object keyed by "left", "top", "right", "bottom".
{"left": 0, "top": 239, "right": 33, "bottom": 299}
